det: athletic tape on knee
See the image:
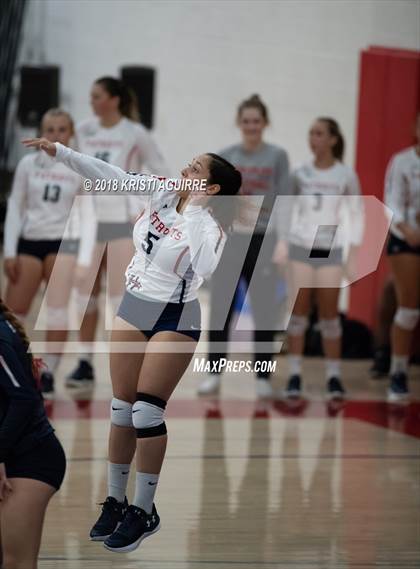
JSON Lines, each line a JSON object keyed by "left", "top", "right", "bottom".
{"left": 110, "top": 398, "right": 133, "bottom": 427}
{"left": 132, "top": 392, "right": 167, "bottom": 438}
{"left": 319, "top": 317, "right": 342, "bottom": 340}
{"left": 76, "top": 292, "right": 98, "bottom": 315}
{"left": 394, "top": 307, "right": 420, "bottom": 331}
{"left": 288, "top": 314, "right": 309, "bottom": 337}
{"left": 46, "top": 306, "right": 68, "bottom": 329}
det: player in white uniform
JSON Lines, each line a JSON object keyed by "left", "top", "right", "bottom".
{"left": 3, "top": 109, "right": 96, "bottom": 397}
{"left": 23, "top": 135, "right": 241, "bottom": 553}
{"left": 274, "top": 117, "right": 363, "bottom": 401}
{"left": 384, "top": 113, "right": 420, "bottom": 402}
{"left": 68, "top": 76, "right": 170, "bottom": 387}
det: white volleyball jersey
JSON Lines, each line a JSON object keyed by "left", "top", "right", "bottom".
{"left": 288, "top": 161, "right": 363, "bottom": 249}
{"left": 384, "top": 147, "right": 420, "bottom": 239}
{"left": 76, "top": 117, "right": 170, "bottom": 223}
{"left": 4, "top": 152, "right": 96, "bottom": 266}
{"left": 54, "top": 143, "right": 226, "bottom": 302}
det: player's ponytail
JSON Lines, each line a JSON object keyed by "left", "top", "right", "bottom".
{"left": 95, "top": 77, "right": 140, "bottom": 122}
{"left": 0, "top": 298, "right": 41, "bottom": 388}
{"left": 205, "top": 153, "right": 242, "bottom": 230}
{"left": 318, "top": 117, "right": 345, "bottom": 161}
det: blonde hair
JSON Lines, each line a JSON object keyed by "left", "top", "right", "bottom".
{"left": 41, "top": 108, "right": 75, "bottom": 136}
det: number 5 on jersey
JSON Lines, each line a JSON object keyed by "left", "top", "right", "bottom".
{"left": 142, "top": 232, "right": 160, "bottom": 254}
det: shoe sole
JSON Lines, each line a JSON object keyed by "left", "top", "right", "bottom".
{"left": 387, "top": 390, "right": 409, "bottom": 403}
{"left": 66, "top": 378, "right": 94, "bottom": 388}
{"left": 197, "top": 386, "right": 220, "bottom": 396}
{"left": 103, "top": 523, "right": 161, "bottom": 553}
{"left": 42, "top": 391, "right": 55, "bottom": 400}
{"left": 284, "top": 390, "right": 302, "bottom": 399}
{"left": 326, "top": 391, "right": 346, "bottom": 401}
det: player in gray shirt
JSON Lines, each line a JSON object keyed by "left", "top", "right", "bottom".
{"left": 198, "top": 95, "right": 289, "bottom": 398}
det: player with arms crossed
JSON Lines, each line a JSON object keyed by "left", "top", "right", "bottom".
{"left": 274, "top": 117, "right": 363, "bottom": 400}
{"left": 68, "top": 76, "right": 170, "bottom": 387}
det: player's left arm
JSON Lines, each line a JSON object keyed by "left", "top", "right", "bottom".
{"left": 182, "top": 206, "right": 227, "bottom": 279}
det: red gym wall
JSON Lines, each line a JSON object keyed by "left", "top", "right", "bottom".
{"left": 348, "top": 45, "right": 420, "bottom": 329}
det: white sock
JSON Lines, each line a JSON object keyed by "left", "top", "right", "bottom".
{"left": 325, "top": 359, "right": 341, "bottom": 380}
{"left": 133, "top": 472, "right": 159, "bottom": 514}
{"left": 288, "top": 354, "right": 302, "bottom": 376}
{"left": 43, "top": 354, "right": 60, "bottom": 373}
{"left": 390, "top": 355, "right": 408, "bottom": 374}
{"left": 108, "top": 462, "right": 130, "bottom": 503}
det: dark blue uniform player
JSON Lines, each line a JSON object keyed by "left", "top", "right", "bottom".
{"left": 0, "top": 299, "right": 66, "bottom": 569}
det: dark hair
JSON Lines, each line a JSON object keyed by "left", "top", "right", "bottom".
{"left": 317, "top": 117, "right": 345, "bottom": 161}
{"left": 206, "top": 153, "right": 242, "bottom": 230}
{"left": 95, "top": 77, "right": 139, "bottom": 121}
{"left": 237, "top": 94, "right": 269, "bottom": 124}
{"left": 0, "top": 298, "right": 41, "bottom": 388}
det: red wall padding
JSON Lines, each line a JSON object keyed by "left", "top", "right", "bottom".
{"left": 348, "top": 46, "right": 420, "bottom": 329}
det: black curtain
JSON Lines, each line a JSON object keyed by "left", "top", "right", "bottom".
{"left": 0, "top": 0, "right": 27, "bottom": 171}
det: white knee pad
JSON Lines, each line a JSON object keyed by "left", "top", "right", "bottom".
{"left": 76, "top": 292, "right": 98, "bottom": 315}
{"left": 132, "top": 393, "right": 167, "bottom": 438}
{"left": 110, "top": 398, "right": 133, "bottom": 427}
{"left": 46, "top": 306, "right": 68, "bottom": 329}
{"left": 288, "top": 314, "right": 309, "bottom": 337}
{"left": 319, "top": 317, "right": 342, "bottom": 340}
{"left": 394, "top": 307, "right": 420, "bottom": 331}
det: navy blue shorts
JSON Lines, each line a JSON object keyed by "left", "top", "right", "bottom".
{"left": 6, "top": 433, "right": 66, "bottom": 491}
{"left": 117, "top": 290, "right": 201, "bottom": 341}
{"left": 18, "top": 238, "right": 79, "bottom": 261}
{"left": 288, "top": 243, "right": 343, "bottom": 267}
{"left": 387, "top": 233, "right": 420, "bottom": 256}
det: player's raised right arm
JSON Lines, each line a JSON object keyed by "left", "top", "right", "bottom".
{"left": 22, "top": 138, "right": 146, "bottom": 185}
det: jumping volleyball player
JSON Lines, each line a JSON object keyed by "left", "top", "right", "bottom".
{"left": 3, "top": 109, "right": 96, "bottom": 397}
{"left": 384, "top": 112, "right": 420, "bottom": 402}
{"left": 22, "top": 135, "right": 241, "bottom": 552}
{"left": 273, "top": 118, "right": 363, "bottom": 400}
{"left": 0, "top": 298, "right": 66, "bottom": 568}
{"left": 67, "top": 77, "right": 170, "bottom": 388}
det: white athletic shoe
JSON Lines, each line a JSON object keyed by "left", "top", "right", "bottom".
{"left": 256, "top": 379, "right": 273, "bottom": 399}
{"left": 197, "top": 374, "right": 221, "bottom": 395}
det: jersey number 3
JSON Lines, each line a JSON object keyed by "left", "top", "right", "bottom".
{"left": 43, "top": 184, "right": 61, "bottom": 203}
{"left": 142, "top": 232, "right": 160, "bottom": 254}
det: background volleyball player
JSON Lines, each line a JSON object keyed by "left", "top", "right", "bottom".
{"left": 274, "top": 117, "right": 363, "bottom": 400}
{"left": 68, "top": 77, "right": 170, "bottom": 387}
{"left": 0, "top": 298, "right": 66, "bottom": 568}
{"left": 384, "top": 112, "right": 420, "bottom": 402}
{"left": 198, "top": 94, "right": 289, "bottom": 399}
{"left": 22, "top": 135, "right": 241, "bottom": 553}
{"left": 3, "top": 109, "right": 96, "bottom": 397}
